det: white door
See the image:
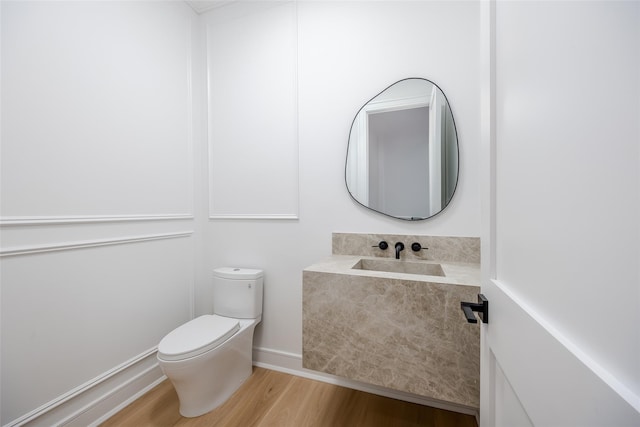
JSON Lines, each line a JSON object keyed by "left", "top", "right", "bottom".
{"left": 479, "top": 1, "right": 640, "bottom": 426}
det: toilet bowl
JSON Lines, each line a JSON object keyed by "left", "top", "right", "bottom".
{"left": 157, "top": 268, "right": 263, "bottom": 418}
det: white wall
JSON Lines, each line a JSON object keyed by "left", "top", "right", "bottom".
{"left": 206, "top": 1, "right": 298, "bottom": 219}
{"left": 1, "top": 1, "right": 193, "bottom": 218}
{"left": 494, "top": 0, "right": 639, "bottom": 404}
{"left": 201, "top": 1, "right": 481, "bottom": 370}
{"left": 0, "top": 1, "right": 198, "bottom": 425}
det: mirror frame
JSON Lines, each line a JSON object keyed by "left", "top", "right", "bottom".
{"left": 344, "top": 77, "right": 460, "bottom": 221}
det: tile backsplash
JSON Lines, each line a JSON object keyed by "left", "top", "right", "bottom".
{"left": 332, "top": 233, "right": 480, "bottom": 263}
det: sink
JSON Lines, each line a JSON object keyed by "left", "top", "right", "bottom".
{"left": 352, "top": 258, "right": 445, "bottom": 277}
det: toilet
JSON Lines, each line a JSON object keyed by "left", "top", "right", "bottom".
{"left": 157, "top": 267, "right": 263, "bottom": 417}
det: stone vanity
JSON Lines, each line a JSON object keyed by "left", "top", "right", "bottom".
{"left": 303, "top": 233, "right": 481, "bottom": 410}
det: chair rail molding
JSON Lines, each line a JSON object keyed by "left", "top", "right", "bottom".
{"left": 0, "top": 231, "right": 193, "bottom": 257}
{"left": 0, "top": 214, "right": 194, "bottom": 227}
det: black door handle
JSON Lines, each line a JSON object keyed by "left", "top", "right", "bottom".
{"left": 461, "top": 294, "right": 488, "bottom": 324}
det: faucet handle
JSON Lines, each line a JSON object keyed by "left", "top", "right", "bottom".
{"left": 372, "top": 241, "right": 389, "bottom": 250}
{"left": 411, "top": 242, "right": 428, "bottom": 251}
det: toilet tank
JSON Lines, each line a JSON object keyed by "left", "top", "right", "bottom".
{"left": 212, "top": 267, "right": 263, "bottom": 319}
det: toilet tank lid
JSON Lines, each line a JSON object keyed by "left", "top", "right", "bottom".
{"left": 214, "top": 267, "right": 263, "bottom": 280}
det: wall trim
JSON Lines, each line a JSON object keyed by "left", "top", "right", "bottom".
{"left": 0, "top": 214, "right": 193, "bottom": 227}
{"left": 4, "top": 348, "right": 162, "bottom": 427}
{"left": 252, "top": 346, "right": 478, "bottom": 417}
{"left": 0, "top": 231, "right": 193, "bottom": 258}
{"left": 209, "top": 214, "right": 299, "bottom": 220}
{"left": 491, "top": 278, "right": 640, "bottom": 413}
{"left": 80, "top": 371, "right": 166, "bottom": 427}
{"left": 206, "top": 1, "right": 299, "bottom": 220}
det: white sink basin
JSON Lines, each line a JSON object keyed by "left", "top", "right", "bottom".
{"left": 351, "top": 258, "right": 445, "bottom": 277}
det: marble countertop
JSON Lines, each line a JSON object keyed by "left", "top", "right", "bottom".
{"left": 304, "top": 255, "right": 480, "bottom": 287}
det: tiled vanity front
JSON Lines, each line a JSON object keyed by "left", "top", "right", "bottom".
{"left": 303, "top": 233, "right": 481, "bottom": 410}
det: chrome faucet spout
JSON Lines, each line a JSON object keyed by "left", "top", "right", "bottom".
{"left": 394, "top": 242, "right": 405, "bottom": 259}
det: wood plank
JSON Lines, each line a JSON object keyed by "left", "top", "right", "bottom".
{"left": 99, "top": 367, "right": 477, "bottom": 427}
{"left": 101, "top": 380, "right": 181, "bottom": 427}
{"left": 173, "top": 368, "right": 294, "bottom": 427}
{"left": 258, "top": 376, "right": 341, "bottom": 426}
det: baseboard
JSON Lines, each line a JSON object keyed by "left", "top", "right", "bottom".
{"left": 252, "top": 346, "right": 478, "bottom": 417}
{"left": 4, "top": 348, "right": 164, "bottom": 427}
{"left": 70, "top": 368, "right": 165, "bottom": 427}
{"left": 82, "top": 372, "right": 167, "bottom": 427}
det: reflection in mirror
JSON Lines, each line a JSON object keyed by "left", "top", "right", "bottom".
{"left": 345, "top": 78, "right": 459, "bottom": 220}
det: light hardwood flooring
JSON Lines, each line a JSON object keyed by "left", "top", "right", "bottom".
{"left": 100, "top": 368, "right": 477, "bottom": 427}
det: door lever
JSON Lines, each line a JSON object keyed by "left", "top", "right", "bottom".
{"left": 461, "top": 294, "right": 488, "bottom": 324}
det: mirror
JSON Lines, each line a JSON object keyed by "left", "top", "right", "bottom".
{"left": 345, "top": 78, "right": 459, "bottom": 220}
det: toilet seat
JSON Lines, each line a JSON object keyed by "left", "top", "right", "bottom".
{"left": 158, "top": 315, "right": 240, "bottom": 361}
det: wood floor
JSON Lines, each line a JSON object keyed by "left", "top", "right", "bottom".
{"left": 100, "top": 368, "right": 477, "bottom": 427}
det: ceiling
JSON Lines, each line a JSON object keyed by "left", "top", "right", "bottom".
{"left": 184, "top": 1, "right": 234, "bottom": 14}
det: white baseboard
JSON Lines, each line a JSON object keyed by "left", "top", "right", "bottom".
{"left": 72, "top": 369, "right": 166, "bottom": 427}
{"left": 252, "top": 346, "right": 478, "bottom": 417}
{"left": 5, "top": 348, "right": 164, "bottom": 427}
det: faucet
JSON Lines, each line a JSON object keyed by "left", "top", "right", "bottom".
{"left": 394, "top": 242, "right": 405, "bottom": 259}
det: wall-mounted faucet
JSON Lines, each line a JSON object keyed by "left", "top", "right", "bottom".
{"left": 394, "top": 242, "right": 405, "bottom": 259}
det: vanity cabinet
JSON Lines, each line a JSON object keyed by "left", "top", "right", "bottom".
{"left": 303, "top": 233, "right": 481, "bottom": 411}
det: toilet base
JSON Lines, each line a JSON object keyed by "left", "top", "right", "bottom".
{"left": 158, "top": 317, "right": 259, "bottom": 418}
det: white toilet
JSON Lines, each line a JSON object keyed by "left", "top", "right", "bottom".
{"left": 157, "top": 267, "right": 263, "bottom": 418}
